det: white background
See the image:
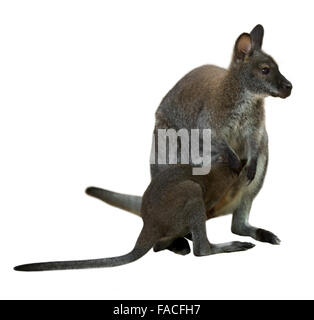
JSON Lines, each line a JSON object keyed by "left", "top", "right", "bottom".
{"left": 0, "top": 0, "right": 312, "bottom": 299}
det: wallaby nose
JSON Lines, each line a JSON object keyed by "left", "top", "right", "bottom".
{"left": 279, "top": 79, "right": 292, "bottom": 98}
{"left": 283, "top": 81, "right": 292, "bottom": 90}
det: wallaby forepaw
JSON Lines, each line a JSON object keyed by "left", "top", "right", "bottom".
{"left": 229, "top": 155, "right": 242, "bottom": 175}
{"left": 245, "top": 161, "right": 257, "bottom": 184}
{"left": 256, "top": 229, "right": 281, "bottom": 245}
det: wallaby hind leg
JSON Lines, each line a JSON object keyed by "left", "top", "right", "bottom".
{"left": 185, "top": 199, "right": 255, "bottom": 256}
{"left": 185, "top": 199, "right": 212, "bottom": 256}
{"left": 191, "top": 217, "right": 255, "bottom": 256}
{"left": 191, "top": 221, "right": 212, "bottom": 256}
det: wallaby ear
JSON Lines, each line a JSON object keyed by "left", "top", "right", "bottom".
{"left": 250, "top": 24, "right": 264, "bottom": 50}
{"left": 234, "top": 33, "right": 252, "bottom": 61}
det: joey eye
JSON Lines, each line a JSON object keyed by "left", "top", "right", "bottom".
{"left": 261, "top": 67, "right": 270, "bottom": 75}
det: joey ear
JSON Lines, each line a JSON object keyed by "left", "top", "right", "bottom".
{"left": 234, "top": 33, "right": 252, "bottom": 61}
{"left": 250, "top": 24, "right": 264, "bottom": 50}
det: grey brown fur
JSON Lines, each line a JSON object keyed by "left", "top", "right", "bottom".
{"left": 15, "top": 161, "right": 255, "bottom": 271}
{"left": 14, "top": 25, "right": 292, "bottom": 271}
{"left": 86, "top": 25, "right": 291, "bottom": 250}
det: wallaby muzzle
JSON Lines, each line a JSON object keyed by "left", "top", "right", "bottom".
{"left": 277, "top": 74, "right": 292, "bottom": 98}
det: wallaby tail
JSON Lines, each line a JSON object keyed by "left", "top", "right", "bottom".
{"left": 85, "top": 187, "right": 142, "bottom": 217}
{"left": 14, "top": 226, "right": 154, "bottom": 272}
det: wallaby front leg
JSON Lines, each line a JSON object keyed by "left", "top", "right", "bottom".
{"left": 245, "top": 135, "right": 260, "bottom": 184}
{"left": 232, "top": 198, "right": 281, "bottom": 245}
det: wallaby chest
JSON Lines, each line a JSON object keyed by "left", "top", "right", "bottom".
{"left": 222, "top": 98, "right": 264, "bottom": 158}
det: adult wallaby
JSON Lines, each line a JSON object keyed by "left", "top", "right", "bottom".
{"left": 15, "top": 160, "right": 255, "bottom": 271}
{"left": 85, "top": 24, "right": 292, "bottom": 254}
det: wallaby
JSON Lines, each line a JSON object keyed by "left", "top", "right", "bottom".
{"left": 86, "top": 25, "right": 292, "bottom": 254}
{"left": 15, "top": 160, "right": 255, "bottom": 271}
{"left": 14, "top": 25, "right": 292, "bottom": 271}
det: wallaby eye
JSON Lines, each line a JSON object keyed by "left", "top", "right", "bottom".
{"left": 261, "top": 67, "right": 270, "bottom": 75}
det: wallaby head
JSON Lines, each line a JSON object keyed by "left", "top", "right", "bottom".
{"left": 230, "top": 24, "right": 292, "bottom": 99}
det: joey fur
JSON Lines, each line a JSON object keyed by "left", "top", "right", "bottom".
{"left": 86, "top": 25, "right": 292, "bottom": 251}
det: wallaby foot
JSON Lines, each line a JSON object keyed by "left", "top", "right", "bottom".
{"left": 154, "top": 238, "right": 191, "bottom": 255}
{"left": 185, "top": 233, "right": 193, "bottom": 241}
{"left": 210, "top": 241, "right": 255, "bottom": 254}
{"left": 193, "top": 238, "right": 254, "bottom": 256}
{"left": 167, "top": 238, "right": 191, "bottom": 256}
{"left": 232, "top": 224, "right": 280, "bottom": 245}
